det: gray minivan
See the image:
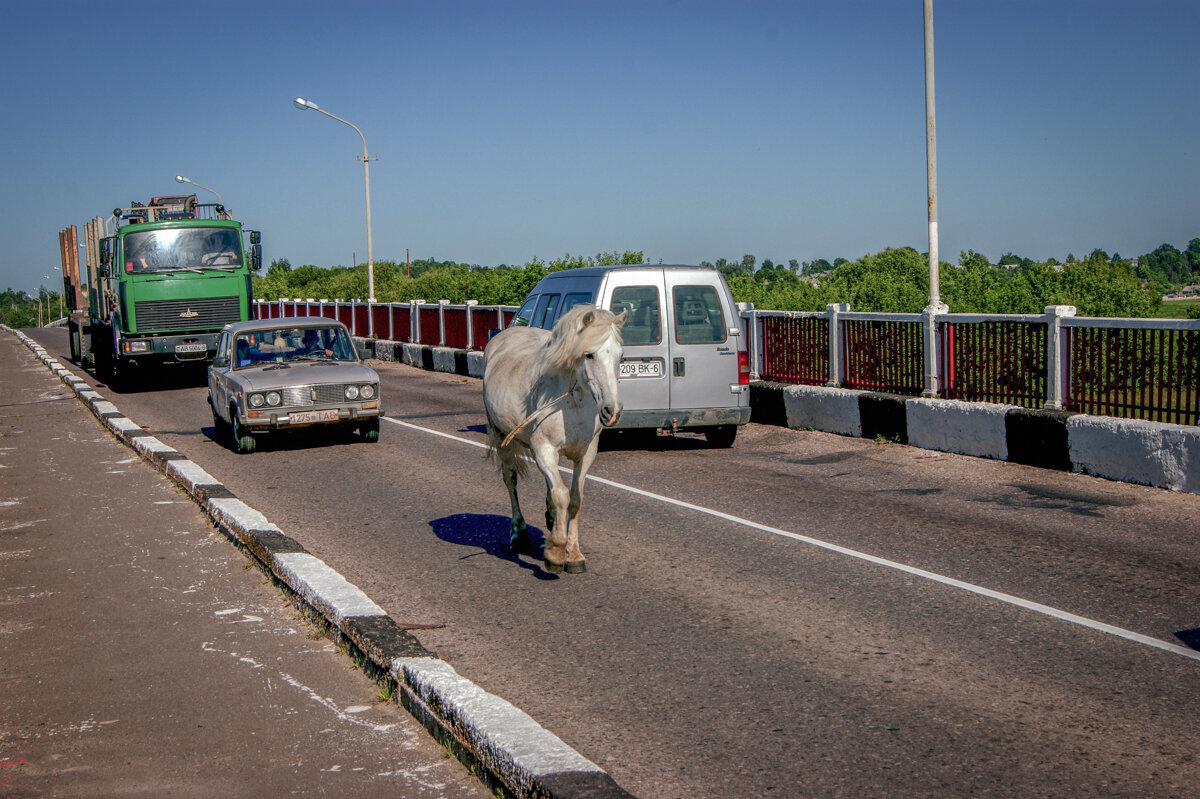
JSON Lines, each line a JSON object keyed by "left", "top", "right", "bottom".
{"left": 510, "top": 264, "right": 751, "bottom": 446}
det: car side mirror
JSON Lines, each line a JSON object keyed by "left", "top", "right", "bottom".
{"left": 212, "top": 356, "right": 228, "bottom": 368}
{"left": 356, "top": 343, "right": 370, "bottom": 360}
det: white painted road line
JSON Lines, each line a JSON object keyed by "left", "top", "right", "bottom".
{"left": 382, "top": 415, "right": 1200, "bottom": 663}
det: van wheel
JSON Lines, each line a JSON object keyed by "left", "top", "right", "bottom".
{"left": 704, "top": 425, "right": 738, "bottom": 448}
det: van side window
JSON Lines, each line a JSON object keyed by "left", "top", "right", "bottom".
{"left": 511, "top": 295, "right": 538, "bottom": 327}
{"left": 559, "top": 292, "right": 593, "bottom": 321}
{"left": 672, "top": 285, "right": 727, "bottom": 344}
{"left": 535, "top": 294, "right": 561, "bottom": 329}
{"left": 611, "top": 286, "right": 660, "bottom": 345}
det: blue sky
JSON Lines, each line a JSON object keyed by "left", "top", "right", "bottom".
{"left": 3, "top": 0, "right": 1197, "bottom": 296}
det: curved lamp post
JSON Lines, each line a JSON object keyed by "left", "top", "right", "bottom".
{"left": 293, "top": 97, "right": 377, "bottom": 335}
{"left": 174, "top": 175, "right": 225, "bottom": 207}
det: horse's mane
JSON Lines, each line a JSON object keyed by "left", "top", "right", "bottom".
{"left": 543, "top": 305, "right": 624, "bottom": 374}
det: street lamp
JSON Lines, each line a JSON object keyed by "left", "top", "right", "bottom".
{"left": 44, "top": 272, "right": 61, "bottom": 320}
{"left": 175, "top": 175, "right": 225, "bottom": 208}
{"left": 292, "top": 97, "right": 377, "bottom": 331}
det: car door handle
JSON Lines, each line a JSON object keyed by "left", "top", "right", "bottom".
{"left": 673, "top": 357, "right": 685, "bottom": 377}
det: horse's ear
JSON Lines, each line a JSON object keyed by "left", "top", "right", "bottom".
{"left": 613, "top": 309, "right": 628, "bottom": 326}
{"left": 578, "top": 309, "right": 595, "bottom": 331}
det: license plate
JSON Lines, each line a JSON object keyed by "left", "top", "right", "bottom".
{"left": 620, "top": 359, "right": 662, "bottom": 378}
{"left": 175, "top": 342, "right": 206, "bottom": 354}
{"left": 289, "top": 409, "right": 340, "bottom": 425}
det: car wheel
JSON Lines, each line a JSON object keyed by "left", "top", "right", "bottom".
{"left": 360, "top": 418, "right": 380, "bottom": 442}
{"left": 232, "top": 414, "right": 256, "bottom": 454}
{"left": 704, "top": 425, "right": 738, "bottom": 448}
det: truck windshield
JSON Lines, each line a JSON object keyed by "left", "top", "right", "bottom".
{"left": 122, "top": 227, "right": 242, "bottom": 273}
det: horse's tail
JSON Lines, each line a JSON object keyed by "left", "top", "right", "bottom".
{"left": 484, "top": 406, "right": 532, "bottom": 479}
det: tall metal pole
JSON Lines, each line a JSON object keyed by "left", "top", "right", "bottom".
{"left": 293, "top": 98, "right": 377, "bottom": 337}
{"left": 924, "top": 0, "right": 942, "bottom": 312}
{"left": 921, "top": 0, "right": 946, "bottom": 399}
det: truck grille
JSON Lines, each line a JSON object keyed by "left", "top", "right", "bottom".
{"left": 134, "top": 297, "right": 241, "bottom": 332}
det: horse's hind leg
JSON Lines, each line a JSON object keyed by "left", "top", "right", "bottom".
{"left": 501, "top": 456, "right": 528, "bottom": 550}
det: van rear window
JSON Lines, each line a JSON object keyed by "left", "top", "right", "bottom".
{"left": 672, "top": 285, "right": 726, "bottom": 344}
{"left": 611, "top": 286, "right": 661, "bottom": 345}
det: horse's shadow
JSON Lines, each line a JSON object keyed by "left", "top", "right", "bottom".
{"left": 429, "top": 514, "right": 559, "bottom": 580}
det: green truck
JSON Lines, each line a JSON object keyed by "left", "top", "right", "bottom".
{"left": 61, "top": 194, "right": 260, "bottom": 387}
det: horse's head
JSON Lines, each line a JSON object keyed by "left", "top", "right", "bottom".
{"left": 547, "top": 305, "right": 627, "bottom": 427}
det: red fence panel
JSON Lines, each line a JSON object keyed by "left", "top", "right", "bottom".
{"left": 442, "top": 309, "right": 469, "bottom": 349}
{"left": 940, "top": 320, "right": 1046, "bottom": 408}
{"left": 841, "top": 319, "right": 923, "bottom": 395}
{"left": 390, "top": 306, "right": 411, "bottom": 342}
{"left": 419, "top": 307, "right": 441, "bottom": 344}
{"left": 761, "top": 316, "right": 829, "bottom": 385}
{"left": 1066, "top": 326, "right": 1199, "bottom": 425}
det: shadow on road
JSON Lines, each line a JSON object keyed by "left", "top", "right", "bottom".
{"left": 429, "top": 513, "right": 559, "bottom": 580}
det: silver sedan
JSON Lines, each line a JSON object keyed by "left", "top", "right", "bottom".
{"left": 207, "top": 318, "right": 382, "bottom": 453}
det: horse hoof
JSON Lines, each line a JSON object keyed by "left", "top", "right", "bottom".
{"left": 564, "top": 561, "right": 587, "bottom": 574}
{"left": 543, "top": 560, "right": 564, "bottom": 574}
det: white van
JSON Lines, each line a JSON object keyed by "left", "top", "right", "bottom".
{"left": 510, "top": 265, "right": 751, "bottom": 446}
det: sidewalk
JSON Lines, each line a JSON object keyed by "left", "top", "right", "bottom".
{"left": 0, "top": 332, "right": 490, "bottom": 797}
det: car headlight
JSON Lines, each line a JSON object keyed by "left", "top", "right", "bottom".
{"left": 265, "top": 392, "right": 281, "bottom": 407}
{"left": 359, "top": 384, "right": 375, "bottom": 400}
{"left": 344, "top": 385, "right": 360, "bottom": 400}
{"left": 249, "top": 393, "right": 265, "bottom": 408}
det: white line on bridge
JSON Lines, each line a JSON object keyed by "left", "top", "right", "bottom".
{"left": 382, "top": 415, "right": 1200, "bottom": 663}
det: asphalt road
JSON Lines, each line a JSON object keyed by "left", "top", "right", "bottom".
{"left": 27, "top": 327, "right": 1200, "bottom": 798}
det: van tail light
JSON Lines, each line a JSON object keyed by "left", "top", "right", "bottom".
{"left": 737, "top": 350, "right": 750, "bottom": 386}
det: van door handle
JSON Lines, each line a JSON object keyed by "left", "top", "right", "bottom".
{"left": 673, "top": 357, "right": 685, "bottom": 377}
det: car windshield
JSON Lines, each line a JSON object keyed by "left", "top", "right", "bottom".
{"left": 232, "top": 326, "right": 355, "bottom": 368}
{"left": 123, "top": 227, "right": 242, "bottom": 273}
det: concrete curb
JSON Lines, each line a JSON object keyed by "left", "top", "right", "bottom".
{"left": 4, "top": 325, "right": 634, "bottom": 799}
{"left": 359, "top": 336, "right": 1200, "bottom": 494}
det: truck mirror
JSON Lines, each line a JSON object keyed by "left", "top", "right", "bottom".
{"left": 248, "top": 230, "right": 260, "bottom": 245}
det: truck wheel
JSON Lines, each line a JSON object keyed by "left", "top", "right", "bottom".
{"left": 704, "top": 425, "right": 738, "bottom": 448}
{"left": 68, "top": 322, "right": 81, "bottom": 362}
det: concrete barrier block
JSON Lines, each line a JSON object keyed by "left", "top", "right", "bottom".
{"left": 907, "top": 398, "right": 1012, "bottom": 460}
{"left": 782, "top": 385, "right": 863, "bottom": 437}
{"left": 1005, "top": 408, "right": 1074, "bottom": 471}
{"left": 859, "top": 393, "right": 909, "bottom": 444}
{"left": 1068, "top": 416, "right": 1200, "bottom": 492}
{"left": 373, "top": 340, "right": 398, "bottom": 362}
{"left": 400, "top": 342, "right": 423, "bottom": 367}
{"left": 467, "top": 350, "right": 486, "bottom": 378}
{"left": 431, "top": 346, "right": 457, "bottom": 374}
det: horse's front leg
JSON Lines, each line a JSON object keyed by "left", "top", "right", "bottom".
{"left": 532, "top": 445, "right": 570, "bottom": 573}
{"left": 562, "top": 437, "right": 599, "bottom": 574}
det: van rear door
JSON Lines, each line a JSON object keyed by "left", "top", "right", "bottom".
{"left": 603, "top": 269, "right": 670, "bottom": 415}
{"left": 663, "top": 272, "right": 740, "bottom": 411}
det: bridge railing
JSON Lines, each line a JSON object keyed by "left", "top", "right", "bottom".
{"left": 255, "top": 298, "right": 1199, "bottom": 426}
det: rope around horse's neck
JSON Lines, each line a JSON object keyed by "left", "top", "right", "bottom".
{"left": 500, "top": 392, "right": 571, "bottom": 448}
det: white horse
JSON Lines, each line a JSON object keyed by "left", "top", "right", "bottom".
{"left": 483, "top": 304, "right": 627, "bottom": 574}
